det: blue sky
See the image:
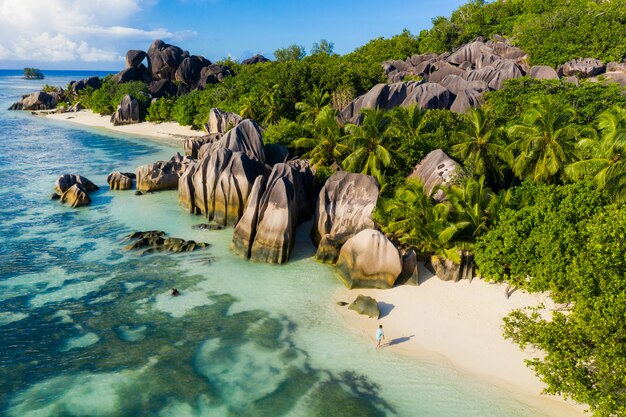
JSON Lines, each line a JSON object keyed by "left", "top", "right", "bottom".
{"left": 0, "top": 0, "right": 468, "bottom": 70}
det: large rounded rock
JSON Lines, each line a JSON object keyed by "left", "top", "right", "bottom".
{"left": 72, "top": 77, "right": 101, "bottom": 94}
{"left": 439, "top": 74, "right": 488, "bottom": 96}
{"left": 340, "top": 83, "right": 389, "bottom": 123}
{"left": 230, "top": 175, "right": 268, "bottom": 259}
{"left": 178, "top": 161, "right": 198, "bottom": 213}
{"left": 203, "top": 119, "right": 265, "bottom": 162}
{"left": 231, "top": 162, "right": 311, "bottom": 264}
{"left": 529, "top": 65, "right": 559, "bottom": 80}
{"left": 183, "top": 134, "right": 219, "bottom": 158}
{"left": 205, "top": 108, "right": 243, "bottom": 134}
{"left": 450, "top": 88, "right": 483, "bottom": 113}
{"left": 607, "top": 62, "right": 626, "bottom": 74}
{"left": 148, "top": 39, "right": 185, "bottom": 81}
{"left": 602, "top": 72, "right": 626, "bottom": 88}
{"left": 126, "top": 50, "right": 149, "bottom": 70}
{"left": 336, "top": 229, "right": 402, "bottom": 289}
{"left": 21, "top": 91, "right": 57, "bottom": 110}
{"left": 60, "top": 184, "right": 91, "bottom": 208}
{"left": 312, "top": 171, "right": 379, "bottom": 263}
{"left": 408, "top": 149, "right": 459, "bottom": 200}
{"left": 184, "top": 148, "right": 267, "bottom": 225}
{"left": 55, "top": 174, "right": 99, "bottom": 194}
{"left": 149, "top": 79, "right": 176, "bottom": 99}
{"left": 400, "top": 82, "right": 454, "bottom": 110}
{"left": 241, "top": 54, "right": 270, "bottom": 65}
{"left": 424, "top": 61, "right": 466, "bottom": 84}
{"left": 110, "top": 95, "right": 140, "bottom": 126}
{"left": 558, "top": 58, "right": 605, "bottom": 78}
{"left": 112, "top": 65, "right": 152, "bottom": 84}
{"left": 447, "top": 40, "right": 494, "bottom": 67}
{"left": 136, "top": 153, "right": 191, "bottom": 192}
{"left": 174, "top": 55, "right": 212, "bottom": 86}
{"left": 107, "top": 171, "right": 134, "bottom": 190}
{"left": 430, "top": 251, "right": 474, "bottom": 282}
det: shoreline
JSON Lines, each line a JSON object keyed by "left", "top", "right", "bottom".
{"left": 40, "top": 109, "right": 204, "bottom": 143}
{"left": 333, "top": 264, "right": 587, "bottom": 417}
{"left": 37, "top": 109, "right": 586, "bottom": 416}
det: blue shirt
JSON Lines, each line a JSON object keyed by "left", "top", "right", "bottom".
{"left": 376, "top": 328, "right": 383, "bottom": 340}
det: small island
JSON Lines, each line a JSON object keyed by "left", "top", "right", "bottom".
{"left": 23, "top": 67, "right": 44, "bottom": 80}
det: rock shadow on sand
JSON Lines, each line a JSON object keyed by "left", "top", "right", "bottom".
{"left": 377, "top": 302, "right": 395, "bottom": 318}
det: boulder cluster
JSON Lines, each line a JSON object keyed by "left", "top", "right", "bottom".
{"left": 113, "top": 40, "right": 269, "bottom": 97}
{"left": 52, "top": 174, "right": 99, "bottom": 208}
{"left": 342, "top": 36, "right": 626, "bottom": 120}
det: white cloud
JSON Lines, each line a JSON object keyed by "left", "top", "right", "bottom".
{"left": 0, "top": 0, "right": 186, "bottom": 64}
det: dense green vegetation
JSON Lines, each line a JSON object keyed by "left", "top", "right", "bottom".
{"left": 23, "top": 67, "right": 44, "bottom": 79}
{"left": 419, "top": 0, "right": 626, "bottom": 67}
{"left": 77, "top": 75, "right": 150, "bottom": 117}
{"left": 64, "top": 2, "right": 626, "bottom": 413}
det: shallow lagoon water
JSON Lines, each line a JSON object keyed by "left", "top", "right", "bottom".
{"left": 0, "top": 71, "right": 565, "bottom": 416}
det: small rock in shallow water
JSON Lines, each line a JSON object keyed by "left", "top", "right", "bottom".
{"left": 135, "top": 191, "right": 143, "bottom": 196}
{"left": 124, "top": 231, "right": 210, "bottom": 254}
{"left": 49, "top": 193, "right": 60, "bottom": 200}
{"left": 336, "top": 301, "right": 349, "bottom": 307}
{"left": 193, "top": 223, "right": 224, "bottom": 231}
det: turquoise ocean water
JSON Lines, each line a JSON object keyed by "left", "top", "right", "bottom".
{"left": 0, "top": 70, "right": 569, "bottom": 416}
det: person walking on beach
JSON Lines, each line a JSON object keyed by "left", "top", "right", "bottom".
{"left": 376, "top": 325, "right": 385, "bottom": 348}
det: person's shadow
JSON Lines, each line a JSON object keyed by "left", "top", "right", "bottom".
{"left": 384, "top": 335, "right": 415, "bottom": 347}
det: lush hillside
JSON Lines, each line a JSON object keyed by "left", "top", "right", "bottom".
{"left": 419, "top": 0, "right": 626, "bottom": 67}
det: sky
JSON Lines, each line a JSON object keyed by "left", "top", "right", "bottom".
{"left": 0, "top": 0, "right": 468, "bottom": 70}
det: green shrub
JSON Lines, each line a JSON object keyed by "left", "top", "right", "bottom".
{"left": 263, "top": 119, "right": 309, "bottom": 147}
{"left": 146, "top": 97, "right": 175, "bottom": 123}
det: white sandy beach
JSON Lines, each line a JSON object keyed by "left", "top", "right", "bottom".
{"left": 334, "top": 265, "right": 587, "bottom": 417}
{"left": 42, "top": 110, "right": 205, "bottom": 142}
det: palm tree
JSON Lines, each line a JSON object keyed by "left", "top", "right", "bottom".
{"left": 507, "top": 97, "right": 582, "bottom": 184}
{"left": 295, "top": 86, "right": 330, "bottom": 123}
{"left": 452, "top": 108, "right": 512, "bottom": 185}
{"left": 445, "top": 176, "right": 497, "bottom": 245}
{"left": 342, "top": 108, "right": 397, "bottom": 186}
{"left": 566, "top": 106, "right": 626, "bottom": 201}
{"left": 240, "top": 94, "right": 261, "bottom": 121}
{"left": 381, "top": 179, "right": 467, "bottom": 262}
{"left": 261, "top": 84, "right": 284, "bottom": 125}
{"left": 292, "top": 106, "right": 347, "bottom": 167}
{"left": 390, "top": 104, "right": 427, "bottom": 140}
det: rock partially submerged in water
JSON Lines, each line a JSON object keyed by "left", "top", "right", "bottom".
{"left": 55, "top": 174, "right": 99, "bottom": 194}
{"left": 193, "top": 223, "right": 224, "bottom": 231}
{"left": 336, "top": 229, "right": 402, "bottom": 289}
{"left": 107, "top": 171, "right": 135, "bottom": 190}
{"left": 59, "top": 184, "right": 91, "bottom": 208}
{"left": 179, "top": 148, "right": 268, "bottom": 226}
{"left": 136, "top": 153, "right": 191, "bottom": 192}
{"left": 124, "top": 230, "right": 209, "bottom": 254}
{"left": 311, "top": 172, "right": 379, "bottom": 264}
{"left": 348, "top": 295, "right": 379, "bottom": 319}
{"left": 231, "top": 161, "right": 313, "bottom": 264}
